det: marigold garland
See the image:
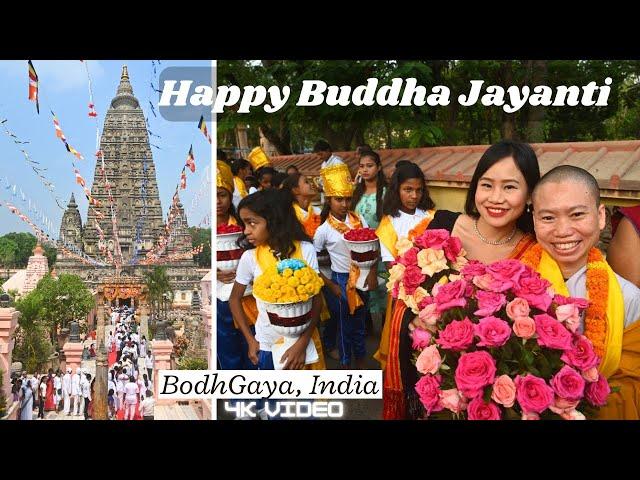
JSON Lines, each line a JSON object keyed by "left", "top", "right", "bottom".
{"left": 520, "top": 243, "right": 607, "bottom": 357}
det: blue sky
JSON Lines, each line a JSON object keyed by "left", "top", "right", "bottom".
{"left": 0, "top": 60, "right": 212, "bottom": 239}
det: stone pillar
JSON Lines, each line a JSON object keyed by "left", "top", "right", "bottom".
{"left": 151, "top": 339, "right": 173, "bottom": 405}
{"left": 93, "top": 293, "right": 108, "bottom": 420}
{"left": 139, "top": 303, "right": 149, "bottom": 338}
{"left": 200, "top": 272, "right": 212, "bottom": 369}
{"left": 0, "top": 308, "right": 20, "bottom": 401}
{"left": 63, "top": 343, "right": 84, "bottom": 373}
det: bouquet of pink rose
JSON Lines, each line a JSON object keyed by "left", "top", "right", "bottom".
{"left": 387, "top": 229, "right": 612, "bottom": 420}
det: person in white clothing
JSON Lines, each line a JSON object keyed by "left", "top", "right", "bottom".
{"left": 53, "top": 370, "right": 62, "bottom": 412}
{"left": 139, "top": 390, "right": 155, "bottom": 420}
{"left": 62, "top": 368, "right": 72, "bottom": 415}
{"left": 81, "top": 373, "right": 92, "bottom": 419}
{"left": 123, "top": 376, "right": 139, "bottom": 420}
{"left": 71, "top": 368, "right": 82, "bottom": 415}
{"left": 145, "top": 352, "right": 153, "bottom": 380}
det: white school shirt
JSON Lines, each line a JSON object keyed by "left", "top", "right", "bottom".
{"left": 235, "top": 241, "right": 319, "bottom": 351}
{"left": 124, "top": 382, "right": 139, "bottom": 404}
{"left": 140, "top": 397, "right": 155, "bottom": 416}
{"left": 71, "top": 374, "right": 81, "bottom": 396}
{"left": 379, "top": 209, "right": 428, "bottom": 262}
{"left": 313, "top": 213, "right": 369, "bottom": 274}
{"left": 40, "top": 382, "right": 47, "bottom": 399}
{"left": 566, "top": 265, "right": 640, "bottom": 329}
{"left": 62, "top": 373, "right": 72, "bottom": 394}
{"left": 145, "top": 355, "right": 153, "bottom": 370}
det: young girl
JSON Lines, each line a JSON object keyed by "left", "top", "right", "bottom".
{"left": 281, "top": 173, "right": 321, "bottom": 238}
{"left": 228, "top": 189, "right": 326, "bottom": 370}
{"left": 216, "top": 160, "right": 255, "bottom": 370}
{"left": 230, "top": 158, "right": 251, "bottom": 208}
{"left": 313, "top": 161, "right": 377, "bottom": 368}
{"left": 374, "top": 162, "right": 438, "bottom": 392}
{"left": 352, "top": 150, "right": 388, "bottom": 336}
{"left": 256, "top": 166, "right": 276, "bottom": 190}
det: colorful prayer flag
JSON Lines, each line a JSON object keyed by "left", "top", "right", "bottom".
{"left": 198, "top": 116, "right": 212, "bottom": 143}
{"left": 185, "top": 145, "right": 195, "bottom": 173}
{"left": 28, "top": 60, "right": 39, "bottom": 114}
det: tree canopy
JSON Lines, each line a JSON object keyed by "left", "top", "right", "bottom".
{"left": 218, "top": 60, "right": 640, "bottom": 153}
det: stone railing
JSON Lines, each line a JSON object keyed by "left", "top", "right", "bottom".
{"left": 1, "top": 400, "right": 20, "bottom": 420}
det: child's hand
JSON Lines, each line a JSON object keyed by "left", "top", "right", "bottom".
{"left": 281, "top": 337, "right": 308, "bottom": 370}
{"left": 247, "top": 337, "right": 260, "bottom": 365}
{"left": 217, "top": 269, "right": 236, "bottom": 284}
{"left": 329, "top": 282, "right": 343, "bottom": 299}
{"left": 365, "top": 268, "right": 378, "bottom": 292}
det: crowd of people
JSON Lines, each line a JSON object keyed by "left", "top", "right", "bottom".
{"left": 107, "top": 305, "right": 155, "bottom": 420}
{"left": 217, "top": 139, "right": 640, "bottom": 419}
{"left": 11, "top": 305, "right": 156, "bottom": 421}
{"left": 11, "top": 367, "right": 93, "bottom": 420}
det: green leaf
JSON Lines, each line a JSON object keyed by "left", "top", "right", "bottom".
{"left": 483, "top": 386, "right": 493, "bottom": 403}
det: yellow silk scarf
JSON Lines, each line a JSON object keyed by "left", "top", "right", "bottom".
{"left": 326, "top": 212, "right": 365, "bottom": 314}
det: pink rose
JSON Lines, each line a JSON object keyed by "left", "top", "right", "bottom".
{"left": 521, "top": 412, "right": 540, "bottom": 420}
{"left": 434, "top": 279, "right": 467, "bottom": 312}
{"left": 534, "top": 314, "right": 573, "bottom": 350}
{"left": 551, "top": 366, "right": 585, "bottom": 401}
{"left": 402, "top": 265, "right": 426, "bottom": 295}
{"left": 585, "top": 374, "right": 611, "bottom": 407}
{"left": 461, "top": 260, "right": 487, "bottom": 280}
{"left": 455, "top": 351, "right": 497, "bottom": 398}
{"left": 415, "top": 345, "right": 442, "bottom": 375}
{"left": 487, "top": 259, "right": 526, "bottom": 285}
{"left": 515, "top": 374, "right": 554, "bottom": 414}
{"left": 411, "top": 328, "right": 432, "bottom": 350}
{"left": 436, "top": 317, "right": 475, "bottom": 351}
{"left": 418, "top": 295, "right": 435, "bottom": 310}
{"left": 560, "top": 335, "right": 599, "bottom": 370}
{"left": 472, "top": 273, "right": 512, "bottom": 293}
{"left": 443, "top": 236, "right": 463, "bottom": 262}
{"left": 474, "top": 316, "right": 512, "bottom": 347}
{"left": 398, "top": 247, "right": 419, "bottom": 267}
{"left": 555, "top": 304, "right": 581, "bottom": 333}
{"left": 414, "top": 229, "right": 449, "bottom": 250}
{"left": 554, "top": 294, "right": 589, "bottom": 310}
{"left": 560, "top": 409, "right": 586, "bottom": 420}
{"left": 506, "top": 297, "right": 531, "bottom": 321}
{"left": 513, "top": 316, "right": 536, "bottom": 339}
{"left": 467, "top": 397, "right": 501, "bottom": 420}
{"left": 514, "top": 269, "right": 553, "bottom": 311}
{"left": 414, "top": 374, "right": 443, "bottom": 415}
{"left": 438, "top": 388, "right": 467, "bottom": 414}
{"left": 491, "top": 375, "right": 516, "bottom": 408}
{"left": 417, "top": 303, "right": 440, "bottom": 331}
{"left": 474, "top": 291, "right": 507, "bottom": 317}
{"left": 548, "top": 396, "right": 579, "bottom": 415}
{"left": 582, "top": 367, "right": 599, "bottom": 383}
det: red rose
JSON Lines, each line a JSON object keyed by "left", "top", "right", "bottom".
{"left": 402, "top": 265, "right": 425, "bottom": 295}
{"left": 434, "top": 279, "right": 467, "bottom": 312}
{"left": 414, "top": 229, "right": 450, "bottom": 250}
{"left": 560, "top": 335, "right": 599, "bottom": 371}
{"left": 514, "top": 269, "right": 553, "bottom": 311}
{"left": 398, "top": 247, "right": 419, "bottom": 267}
{"left": 443, "top": 236, "right": 463, "bottom": 262}
{"left": 455, "top": 351, "right": 497, "bottom": 399}
{"left": 467, "top": 397, "right": 501, "bottom": 420}
{"left": 534, "top": 314, "right": 573, "bottom": 350}
{"left": 415, "top": 374, "right": 443, "bottom": 415}
{"left": 515, "top": 374, "right": 554, "bottom": 414}
{"left": 461, "top": 260, "right": 487, "bottom": 280}
{"left": 437, "top": 317, "right": 475, "bottom": 351}
{"left": 585, "top": 374, "right": 611, "bottom": 407}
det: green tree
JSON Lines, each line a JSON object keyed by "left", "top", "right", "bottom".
{"left": 0, "top": 237, "right": 19, "bottom": 268}
{"left": 143, "top": 266, "right": 173, "bottom": 324}
{"left": 14, "top": 290, "right": 53, "bottom": 372}
{"left": 189, "top": 227, "right": 211, "bottom": 268}
{"left": 32, "top": 274, "right": 95, "bottom": 344}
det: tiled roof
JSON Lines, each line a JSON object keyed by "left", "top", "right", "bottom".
{"left": 270, "top": 140, "right": 640, "bottom": 196}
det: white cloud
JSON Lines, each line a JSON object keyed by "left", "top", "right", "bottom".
{"left": 0, "top": 60, "right": 105, "bottom": 92}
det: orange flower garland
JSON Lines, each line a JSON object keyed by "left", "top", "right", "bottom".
{"left": 520, "top": 243, "right": 607, "bottom": 357}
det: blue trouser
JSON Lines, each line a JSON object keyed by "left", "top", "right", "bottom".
{"left": 216, "top": 299, "right": 257, "bottom": 370}
{"left": 322, "top": 271, "right": 368, "bottom": 365}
